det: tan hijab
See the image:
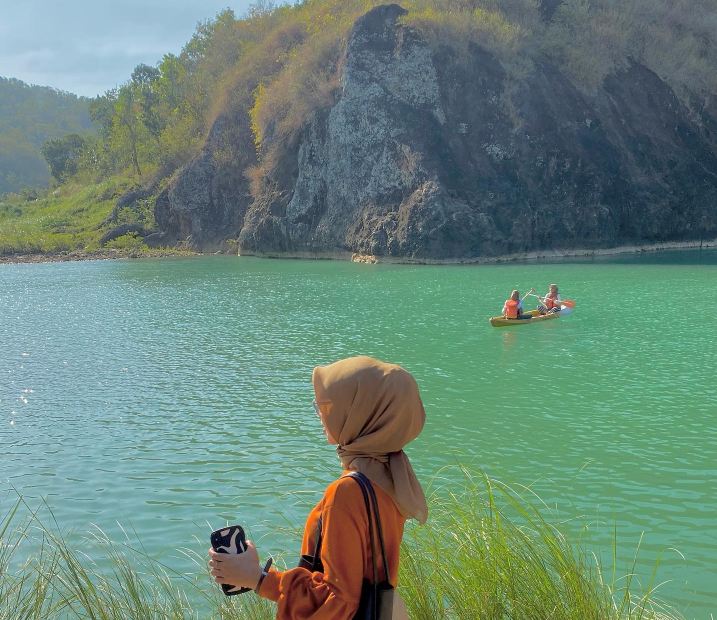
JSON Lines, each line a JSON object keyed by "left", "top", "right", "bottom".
{"left": 312, "top": 356, "right": 428, "bottom": 523}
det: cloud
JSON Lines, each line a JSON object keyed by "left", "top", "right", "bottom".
{"left": 0, "top": 0, "right": 259, "bottom": 97}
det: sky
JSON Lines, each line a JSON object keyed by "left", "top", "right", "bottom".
{"left": 0, "top": 0, "right": 270, "bottom": 98}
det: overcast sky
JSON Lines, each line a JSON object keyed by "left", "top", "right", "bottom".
{"left": 0, "top": 0, "right": 272, "bottom": 98}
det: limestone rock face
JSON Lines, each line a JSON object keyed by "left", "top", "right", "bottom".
{"left": 157, "top": 3, "right": 717, "bottom": 259}
{"left": 154, "top": 114, "right": 256, "bottom": 250}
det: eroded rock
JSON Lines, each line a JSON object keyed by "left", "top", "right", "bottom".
{"left": 158, "top": 3, "right": 717, "bottom": 260}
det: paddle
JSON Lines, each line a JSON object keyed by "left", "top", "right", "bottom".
{"left": 528, "top": 293, "right": 576, "bottom": 309}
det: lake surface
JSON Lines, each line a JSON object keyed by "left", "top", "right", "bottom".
{"left": 1, "top": 252, "right": 715, "bottom": 617}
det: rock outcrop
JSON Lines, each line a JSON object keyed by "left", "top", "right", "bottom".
{"left": 154, "top": 113, "right": 256, "bottom": 250}
{"left": 154, "top": 3, "right": 717, "bottom": 261}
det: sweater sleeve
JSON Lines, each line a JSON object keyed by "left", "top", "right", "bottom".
{"left": 257, "top": 491, "right": 367, "bottom": 619}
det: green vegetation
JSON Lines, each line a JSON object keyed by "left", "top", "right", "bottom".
{"left": 0, "top": 77, "right": 93, "bottom": 195}
{"left": 17, "top": 0, "right": 717, "bottom": 188}
{"left": 400, "top": 470, "right": 680, "bottom": 619}
{"left": 0, "top": 181, "right": 123, "bottom": 255}
{"left": 0, "top": 180, "right": 187, "bottom": 258}
{"left": 74, "top": 0, "right": 717, "bottom": 186}
{"left": 1, "top": 470, "right": 680, "bottom": 619}
{"left": 4, "top": 0, "right": 715, "bottom": 257}
{"left": 41, "top": 134, "right": 87, "bottom": 183}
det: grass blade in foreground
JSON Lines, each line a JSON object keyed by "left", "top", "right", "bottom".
{"left": 0, "top": 469, "right": 682, "bottom": 619}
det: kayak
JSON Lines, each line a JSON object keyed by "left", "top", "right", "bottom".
{"left": 489, "top": 309, "right": 561, "bottom": 327}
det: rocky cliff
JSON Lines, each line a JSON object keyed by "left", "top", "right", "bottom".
{"left": 152, "top": 3, "right": 717, "bottom": 261}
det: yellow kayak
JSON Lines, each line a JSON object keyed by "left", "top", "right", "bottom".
{"left": 489, "top": 309, "right": 561, "bottom": 327}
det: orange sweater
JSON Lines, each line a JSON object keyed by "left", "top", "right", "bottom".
{"left": 258, "top": 473, "right": 406, "bottom": 619}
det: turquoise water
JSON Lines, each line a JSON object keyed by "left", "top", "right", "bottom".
{"left": 1, "top": 252, "right": 715, "bottom": 617}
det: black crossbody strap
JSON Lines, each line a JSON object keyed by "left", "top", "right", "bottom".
{"left": 344, "top": 472, "right": 390, "bottom": 584}
{"left": 359, "top": 474, "right": 390, "bottom": 584}
{"left": 346, "top": 472, "right": 378, "bottom": 587}
{"left": 312, "top": 517, "right": 323, "bottom": 570}
{"left": 310, "top": 473, "right": 391, "bottom": 589}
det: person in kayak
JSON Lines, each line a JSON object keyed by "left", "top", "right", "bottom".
{"left": 536, "top": 284, "right": 561, "bottom": 314}
{"left": 503, "top": 288, "right": 535, "bottom": 320}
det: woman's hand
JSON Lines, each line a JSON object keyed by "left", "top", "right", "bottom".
{"left": 208, "top": 540, "right": 262, "bottom": 590}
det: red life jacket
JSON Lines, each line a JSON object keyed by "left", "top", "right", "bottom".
{"left": 504, "top": 299, "right": 519, "bottom": 319}
{"left": 545, "top": 295, "right": 557, "bottom": 310}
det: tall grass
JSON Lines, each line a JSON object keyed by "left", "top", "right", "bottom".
{"left": 399, "top": 468, "right": 680, "bottom": 619}
{"left": 0, "top": 470, "right": 682, "bottom": 619}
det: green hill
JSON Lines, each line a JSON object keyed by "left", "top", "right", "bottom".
{"left": 2, "top": 0, "right": 717, "bottom": 259}
{"left": 0, "top": 77, "right": 93, "bottom": 195}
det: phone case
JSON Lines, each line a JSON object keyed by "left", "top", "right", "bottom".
{"left": 210, "top": 524, "right": 251, "bottom": 595}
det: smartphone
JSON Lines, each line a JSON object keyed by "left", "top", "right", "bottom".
{"left": 210, "top": 524, "right": 251, "bottom": 596}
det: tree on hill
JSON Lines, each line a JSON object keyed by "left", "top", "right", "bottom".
{"left": 41, "top": 134, "right": 86, "bottom": 183}
{"left": 70, "top": 0, "right": 717, "bottom": 191}
{"left": 0, "top": 77, "right": 93, "bottom": 194}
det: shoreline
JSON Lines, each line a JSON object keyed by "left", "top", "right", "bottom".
{"left": 1, "top": 238, "right": 715, "bottom": 266}
{"left": 243, "top": 237, "right": 717, "bottom": 264}
{"left": 0, "top": 248, "right": 197, "bottom": 265}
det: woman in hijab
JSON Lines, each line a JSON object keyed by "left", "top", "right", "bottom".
{"left": 209, "top": 356, "right": 427, "bottom": 618}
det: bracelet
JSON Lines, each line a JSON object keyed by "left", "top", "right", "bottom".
{"left": 255, "top": 557, "right": 273, "bottom": 593}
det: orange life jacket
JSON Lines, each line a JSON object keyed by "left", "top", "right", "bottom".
{"left": 545, "top": 295, "right": 557, "bottom": 310}
{"left": 504, "top": 299, "right": 519, "bottom": 319}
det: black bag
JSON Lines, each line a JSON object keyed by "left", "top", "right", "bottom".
{"left": 298, "top": 515, "right": 323, "bottom": 572}
{"left": 298, "top": 471, "right": 394, "bottom": 620}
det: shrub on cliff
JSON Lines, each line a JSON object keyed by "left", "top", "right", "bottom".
{"left": 59, "top": 0, "right": 717, "bottom": 192}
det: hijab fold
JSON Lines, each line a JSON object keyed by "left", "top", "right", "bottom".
{"left": 312, "top": 356, "right": 428, "bottom": 523}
